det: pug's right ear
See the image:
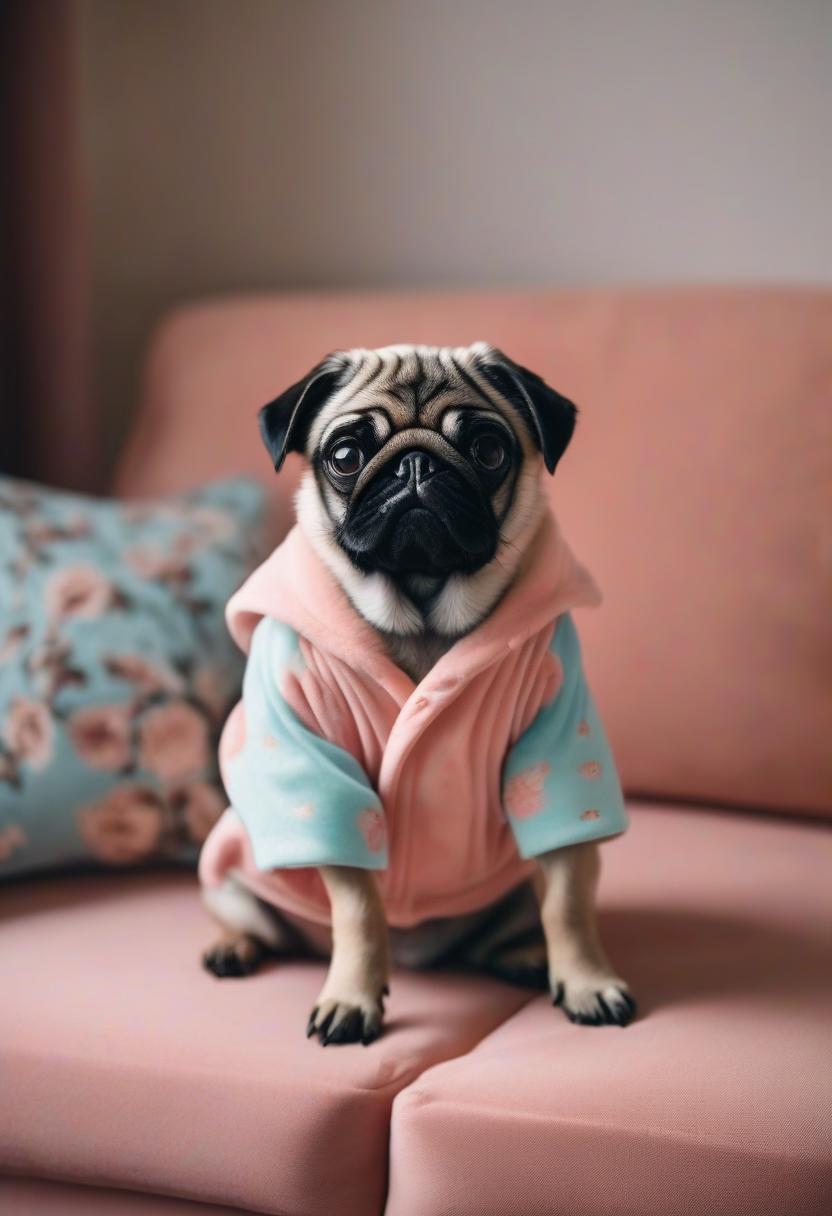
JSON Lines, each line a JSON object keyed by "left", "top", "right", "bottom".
{"left": 258, "top": 354, "right": 349, "bottom": 471}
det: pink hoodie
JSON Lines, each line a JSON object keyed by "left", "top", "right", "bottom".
{"left": 199, "top": 511, "right": 627, "bottom": 929}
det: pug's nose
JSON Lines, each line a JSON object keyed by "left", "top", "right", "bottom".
{"left": 396, "top": 451, "right": 437, "bottom": 485}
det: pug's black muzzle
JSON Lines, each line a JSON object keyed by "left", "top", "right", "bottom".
{"left": 338, "top": 449, "right": 498, "bottom": 577}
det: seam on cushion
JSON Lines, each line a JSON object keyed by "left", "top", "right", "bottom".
{"left": 368, "top": 991, "right": 539, "bottom": 1095}
{"left": 376, "top": 990, "right": 541, "bottom": 1213}
{"left": 388, "top": 1093, "right": 829, "bottom": 1166}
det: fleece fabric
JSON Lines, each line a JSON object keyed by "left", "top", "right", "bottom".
{"left": 199, "top": 512, "right": 627, "bottom": 928}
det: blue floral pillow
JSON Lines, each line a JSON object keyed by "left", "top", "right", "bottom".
{"left": 0, "top": 476, "right": 267, "bottom": 878}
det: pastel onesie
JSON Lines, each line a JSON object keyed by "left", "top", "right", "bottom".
{"left": 199, "top": 511, "right": 628, "bottom": 930}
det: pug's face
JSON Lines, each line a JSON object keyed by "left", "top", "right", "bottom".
{"left": 259, "top": 343, "right": 577, "bottom": 592}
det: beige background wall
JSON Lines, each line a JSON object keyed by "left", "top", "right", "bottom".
{"left": 76, "top": 0, "right": 832, "bottom": 459}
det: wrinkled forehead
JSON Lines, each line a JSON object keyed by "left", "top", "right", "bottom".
{"left": 307, "top": 342, "right": 514, "bottom": 448}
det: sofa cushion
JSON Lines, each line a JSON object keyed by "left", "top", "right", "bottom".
{"left": 0, "top": 1179, "right": 239, "bottom": 1216}
{"left": 113, "top": 289, "right": 832, "bottom": 817}
{"left": 386, "top": 804, "right": 832, "bottom": 1216}
{"left": 0, "top": 870, "right": 531, "bottom": 1216}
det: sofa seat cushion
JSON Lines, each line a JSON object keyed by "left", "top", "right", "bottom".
{"left": 387, "top": 804, "right": 832, "bottom": 1216}
{"left": 0, "top": 871, "right": 532, "bottom": 1216}
{"left": 0, "top": 1178, "right": 240, "bottom": 1216}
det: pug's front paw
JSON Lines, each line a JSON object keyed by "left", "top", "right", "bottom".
{"left": 307, "top": 985, "right": 388, "bottom": 1047}
{"left": 551, "top": 969, "right": 636, "bottom": 1027}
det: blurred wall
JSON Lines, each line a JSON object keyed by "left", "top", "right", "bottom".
{"left": 76, "top": 0, "right": 832, "bottom": 461}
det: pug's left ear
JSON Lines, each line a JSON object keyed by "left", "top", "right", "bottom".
{"left": 258, "top": 353, "right": 350, "bottom": 471}
{"left": 473, "top": 345, "right": 578, "bottom": 474}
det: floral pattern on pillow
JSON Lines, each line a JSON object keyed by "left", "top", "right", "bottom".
{"left": 0, "top": 475, "right": 266, "bottom": 878}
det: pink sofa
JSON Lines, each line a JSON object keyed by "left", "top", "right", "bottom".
{"left": 2, "top": 288, "right": 830, "bottom": 1215}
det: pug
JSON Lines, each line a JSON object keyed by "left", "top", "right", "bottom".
{"left": 199, "top": 342, "right": 635, "bottom": 1045}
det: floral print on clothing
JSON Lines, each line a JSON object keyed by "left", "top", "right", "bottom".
{"left": 358, "top": 807, "right": 387, "bottom": 853}
{"left": 504, "top": 762, "right": 551, "bottom": 819}
{"left": 223, "top": 618, "right": 389, "bottom": 873}
{"left": 502, "top": 614, "right": 628, "bottom": 860}
{"left": 0, "top": 474, "right": 266, "bottom": 878}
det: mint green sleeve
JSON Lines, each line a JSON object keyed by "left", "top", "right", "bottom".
{"left": 224, "top": 617, "right": 387, "bottom": 871}
{"left": 502, "top": 613, "right": 628, "bottom": 859}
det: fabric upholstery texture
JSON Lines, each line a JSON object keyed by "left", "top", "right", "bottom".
{"left": 386, "top": 804, "right": 832, "bottom": 1216}
{"left": 0, "top": 867, "right": 531, "bottom": 1216}
{"left": 114, "top": 288, "right": 832, "bottom": 817}
{"left": 3, "top": 805, "right": 828, "bottom": 1215}
{"left": 0, "top": 476, "right": 265, "bottom": 878}
{"left": 0, "top": 1178, "right": 241, "bottom": 1216}
{"left": 6, "top": 287, "right": 818, "bottom": 1214}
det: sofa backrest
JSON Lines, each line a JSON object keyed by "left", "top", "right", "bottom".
{"left": 114, "top": 288, "right": 832, "bottom": 818}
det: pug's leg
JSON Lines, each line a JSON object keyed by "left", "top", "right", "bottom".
{"left": 202, "top": 871, "right": 298, "bottom": 978}
{"left": 307, "top": 866, "right": 390, "bottom": 1047}
{"left": 537, "top": 842, "right": 636, "bottom": 1026}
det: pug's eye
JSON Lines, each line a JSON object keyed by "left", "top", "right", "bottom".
{"left": 471, "top": 432, "right": 507, "bottom": 472}
{"left": 328, "top": 440, "right": 365, "bottom": 478}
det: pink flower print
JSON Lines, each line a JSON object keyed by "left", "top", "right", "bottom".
{"left": 45, "top": 564, "right": 113, "bottom": 621}
{"left": 104, "top": 654, "right": 185, "bottom": 697}
{"left": 68, "top": 704, "right": 132, "bottom": 772}
{"left": 579, "top": 761, "right": 602, "bottom": 780}
{"left": 504, "top": 761, "right": 550, "bottom": 819}
{"left": 293, "top": 802, "right": 315, "bottom": 821}
{"left": 358, "top": 807, "right": 387, "bottom": 853}
{"left": 577, "top": 720, "right": 591, "bottom": 738}
{"left": 24, "top": 515, "right": 90, "bottom": 547}
{"left": 580, "top": 808, "right": 600, "bottom": 822}
{"left": 0, "top": 624, "right": 29, "bottom": 662}
{"left": 3, "top": 698, "right": 54, "bottom": 770}
{"left": 174, "top": 781, "right": 225, "bottom": 843}
{"left": 139, "top": 701, "right": 208, "bottom": 783}
{"left": 220, "top": 702, "right": 246, "bottom": 764}
{"left": 188, "top": 505, "right": 235, "bottom": 544}
{"left": 23, "top": 520, "right": 65, "bottom": 547}
{"left": 78, "top": 784, "right": 164, "bottom": 864}
{"left": 0, "top": 824, "right": 27, "bottom": 862}
{"left": 125, "top": 545, "right": 189, "bottom": 584}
